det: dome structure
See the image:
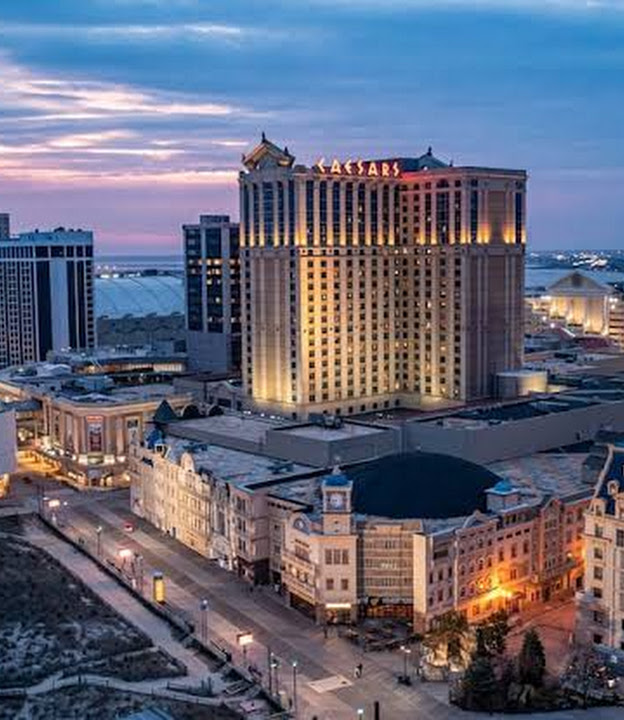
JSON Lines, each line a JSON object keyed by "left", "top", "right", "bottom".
{"left": 95, "top": 275, "right": 184, "bottom": 319}
{"left": 348, "top": 452, "right": 501, "bottom": 519}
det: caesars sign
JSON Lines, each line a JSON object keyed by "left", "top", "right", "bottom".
{"left": 315, "top": 158, "right": 401, "bottom": 179}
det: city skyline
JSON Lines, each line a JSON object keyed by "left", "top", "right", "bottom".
{"left": 1, "top": 1, "right": 623, "bottom": 252}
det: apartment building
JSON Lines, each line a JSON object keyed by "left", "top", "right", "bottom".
{"left": 239, "top": 135, "right": 526, "bottom": 419}
{"left": 0, "top": 228, "right": 95, "bottom": 368}
{"left": 183, "top": 215, "right": 241, "bottom": 373}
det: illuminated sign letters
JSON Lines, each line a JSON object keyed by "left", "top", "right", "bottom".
{"left": 315, "top": 158, "right": 401, "bottom": 178}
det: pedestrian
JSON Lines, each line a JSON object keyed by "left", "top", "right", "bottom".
{"left": 323, "top": 626, "right": 328, "bottom": 639}
{"left": 354, "top": 662, "right": 363, "bottom": 679}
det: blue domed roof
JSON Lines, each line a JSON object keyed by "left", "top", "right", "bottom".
{"left": 323, "top": 467, "right": 351, "bottom": 487}
{"left": 490, "top": 478, "right": 516, "bottom": 495}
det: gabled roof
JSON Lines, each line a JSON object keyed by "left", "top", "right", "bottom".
{"left": 242, "top": 133, "right": 295, "bottom": 171}
{"left": 153, "top": 399, "right": 178, "bottom": 425}
{"left": 547, "top": 271, "right": 612, "bottom": 298}
{"left": 398, "top": 147, "right": 449, "bottom": 172}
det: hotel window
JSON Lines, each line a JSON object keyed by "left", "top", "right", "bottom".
{"left": 277, "top": 181, "right": 285, "bottom": 244}
{"left": 253, "top": 184, "right": 260, "bottom": 241}
{"left": 326, "top": 578, "right": 334, "bottom": 590}
{"left": 306, "top": 181, "right": 315, "bottom": 244}
{"left": 424, "top": 193, "right": 432, "bottom": 243}
{"left": 288, "top": 180, "right": 296, "bottom": 244}
{"left": 331, "top": 182, "right": 341, "bottom": 243}
{"left": 453, "top": 191, "right": 462, "bottom": 242}
{"left": 370, "top": 187, "right": 378, "bottom": 242}
{"left": 436, "top": 192, "right": 449, "bottom": 244}
{"left": 515, "top": 191, "right": 523, "bottom": 244}
{"left": 357, "top": 183, "right": 366, "bottom": 245}
{"left": 616, "top": 529, "right": 624, "bottom": 547}
{"left": 345, "top": 183, "right": 354, "bottom": 244}
{"left": 469, "top": 190, "right": 478, "bottom": 242}
{"left": 341, "top": 578, "right": 349, "bottom": 591}
{"left": 243, "top": 185, "right": 250, "bottom": 244}
{"left": 319, "top": 181, "right": 328, "bottom": 245}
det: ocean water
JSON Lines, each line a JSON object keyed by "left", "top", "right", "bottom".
{"left": 95, "top": 254, "right": 624, "bottom": 290}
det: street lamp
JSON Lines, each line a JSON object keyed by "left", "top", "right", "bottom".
{"left": 400, "top": 645, "right": 412, "bottom": 683}
{"left": 237, "top": 631, "right": 254, "bottom": 665}
{"left": 292, "top": 660, "right": 298, "bottom": 716}
{"left": 270, "top": 654, "right": 280, "bottom": 696}
{"left": 357, "top": 709, "right": 364, "bottom": 719}
{"left": 95, "top": 525, "right": 103, "bottom": 558}
{"left": 199, "top": 599, "right": 209, "bottom": 643}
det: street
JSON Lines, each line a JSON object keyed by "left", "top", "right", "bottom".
{"left": 5, "top": 475, "right": 624, "bottom": 720}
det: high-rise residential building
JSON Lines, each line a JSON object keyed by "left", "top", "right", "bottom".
{"left": 0, "top": 228, "right": 95, "bottom": 368}
{"left": 183, "top": 215, "right": 241, "bottom": 374}
{"left": 579, "top": 443, "right": 624, "bottom": 651}
{"left": 0, "top": 214, "right": 10, "bottom": 240}
{"left": 239, "top": 136, "right": 526, "bottom": 419}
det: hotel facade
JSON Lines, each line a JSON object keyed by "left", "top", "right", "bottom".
{"left": 239, "top": 137, "right": 526, "bottom": 419}
{"left": 131, "top": 431, "right": 588, "bottom": 629}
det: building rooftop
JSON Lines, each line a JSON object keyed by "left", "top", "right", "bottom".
{"left": 161, "top": 436, "right": 314, "bottom": 489}
{"left": 347, "top": 452, "right": 501, "bottom": 520}
{"left": 96, "top": 275, "right": 184, "bottom": 319}
{"left": 276, "top": 421, "right": 385, "bottom": 441}
{"left": 168, "top": 413, "right": 285, "bottom": 446}
{"left": 488, "top": 452, "right": 591, "bottom": 499}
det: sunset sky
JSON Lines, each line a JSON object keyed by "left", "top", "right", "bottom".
{"left": 1, "top": 1, "right": 623, "bottom": 253}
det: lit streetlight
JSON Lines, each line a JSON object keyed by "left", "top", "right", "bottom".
{"left": 357, "top": 709, "right": 364, "bottom": 719}
{"left": 95, "top": 525, "right": 103, "bottom": 558}
{"left": 199, "top": 599, "right": 209, "bottom": 643}
{"left": 292, "top": 659, "right": 299, "bottom": 716}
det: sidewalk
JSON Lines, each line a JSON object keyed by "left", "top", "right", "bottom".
{"left": 67, "top": 500, "right": 459, "bottom": 720}
{"left": 24, "top": 521, "right": 213, "bottom": 684}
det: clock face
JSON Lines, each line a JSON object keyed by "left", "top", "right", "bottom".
{"left": 328, "top": 492, "right": 345, "bottom": 510}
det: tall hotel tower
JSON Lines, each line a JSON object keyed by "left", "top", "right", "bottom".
{"left": 0, "top": 228, "right": 95, "bottom": 368}
{"left": 240, "top": 136, "right": 526, "bottom": 419}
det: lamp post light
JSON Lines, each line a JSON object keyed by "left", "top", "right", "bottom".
{"left": 292, "top": 660, "right": 298, "bottom": 716}
{"left": 357, "top": 709, "right": 364, "bottom": 719}
{"left": 237, "top": 631, "right": 254, "bottom": 666}
{"left": 400, "top": 645, "right": 412, "bottom": 683}
{"left": 270, "top": 655, "right": 280, "bottom": 696}
{"left": 199, "top": 599, "right": 209, "bottom": 644}
{"left": 95, "top": 525, "right": 103, "bottom": 558}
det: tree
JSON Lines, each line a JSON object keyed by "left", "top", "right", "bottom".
{"left": 424, "top": 610, "right": 469, "bottom": 665}
{"left": 477, "top": 610, "right": 510, "bottom": 657}
{"left": 461, "top": 655, "right": 499, "bottom": 711}
{"left": 518, "top": 628, "right": 546, "bottom": 687}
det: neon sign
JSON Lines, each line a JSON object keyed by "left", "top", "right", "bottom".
{"left": 315, "top": 158, "right": 401, "bottom": 178}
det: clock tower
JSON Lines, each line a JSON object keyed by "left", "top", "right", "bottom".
{"left": 322, "top": 466, "right": 353, "bottom": 535}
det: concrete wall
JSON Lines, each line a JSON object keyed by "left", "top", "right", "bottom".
{"left": 187, "top": 330, "right": 230, "bottom": 373}
{"left": 404, "top": 400, "right": 624, "bottom": 465}
{"left": 97, "top": 314, "right": 185, "bottom": 350}
{"left": 264, "top": 424, "right": 401, "bottom": 467}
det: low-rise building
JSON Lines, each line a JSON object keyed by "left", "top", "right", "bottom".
{"left": 0, "top": 363, "right": 193, "bottom": 487}
{"left": 130, "top": 427, "right": 591, "bottom": 629}
{"left": 579, "top": 442, "right": 624, "bottom": 651}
